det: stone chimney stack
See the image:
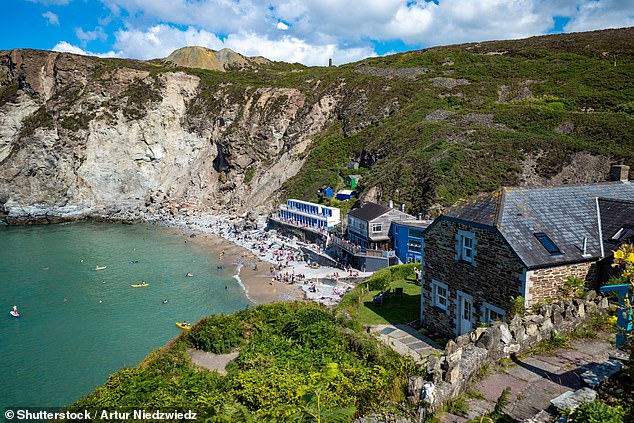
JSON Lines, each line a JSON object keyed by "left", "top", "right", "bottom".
{"left": 610, "top": 164, "right": 630, "bottom": 182}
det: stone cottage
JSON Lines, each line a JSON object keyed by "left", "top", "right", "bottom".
{"left": 421, "top": 167, "right": 634, "bottom": 337}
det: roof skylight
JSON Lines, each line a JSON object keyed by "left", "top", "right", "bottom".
{"left": 534, "top": 232, "right": 561, "bottom": 254}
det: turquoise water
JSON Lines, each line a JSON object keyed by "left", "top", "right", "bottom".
{"left": 0, "top": 222, "right": 249, "bottom": 408}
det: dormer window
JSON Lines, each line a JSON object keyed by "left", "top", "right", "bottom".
{"left": 534, "top": 232, "right": 561, "bottom": 254}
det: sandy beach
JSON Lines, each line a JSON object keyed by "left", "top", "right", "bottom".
{"left": 159, "top": 214, "right": 367, "bottom": 306}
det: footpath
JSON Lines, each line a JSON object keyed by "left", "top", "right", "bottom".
{"left": 370, "top": 324, "right": 440, "bottom": 364}
{"left": 439, "top": 335, "right": 627, "bottom": 422}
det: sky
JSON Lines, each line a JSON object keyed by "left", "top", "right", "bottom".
{"left": 1, "top": 0, "right": 633, "bottom": 66}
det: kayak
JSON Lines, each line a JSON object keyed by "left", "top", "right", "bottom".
{"left": 95, "top": 266, "right": 107, "bottom": 270}
{"left": 131, "top": 283, "right": 150, "bottom": 288}
{"left": 176, "top": 322, "right": 192, "bottom": 330}
{"left": 9, "top": 311, "right": 20, "bottom": 318}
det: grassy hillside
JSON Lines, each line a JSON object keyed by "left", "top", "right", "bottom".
{"left": 279, "top": 27, "right": 634, "bottom": 213}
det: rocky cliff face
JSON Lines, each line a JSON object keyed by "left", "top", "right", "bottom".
{"left": 165, "top": 46, "right": 270, "bottom": 72}
{"left": 0, "top": 49, "right": 345, "bottom": 223}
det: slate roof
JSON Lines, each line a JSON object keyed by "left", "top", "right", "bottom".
{"left": 446, "top": 190, "right": 503, "bottom": 227}
{"left": 348, "top": 202, "right": 391, "bottom": 221}
{"left": 598, "top": 198, "right": 634, "bottom": 254}
{"left": 446, "top": 181, "right": 634, "bottom": 269}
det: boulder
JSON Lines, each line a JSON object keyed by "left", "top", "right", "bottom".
{"left": 500, "top": 324, "right": 513, "bottom": 344}
{"left": 407, "top": 376, "right": 425, "bottom": 402}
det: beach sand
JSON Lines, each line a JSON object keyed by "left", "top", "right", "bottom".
{"left": 167, "top": 228, "right": 305, "bottom": 305}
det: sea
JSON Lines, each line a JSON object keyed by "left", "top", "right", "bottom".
{"left": 0, "top": 221, "right": 250, "bottom": 409}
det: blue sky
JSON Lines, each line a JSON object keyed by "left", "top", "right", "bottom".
{"left": 2, "top": 0, "right": 633, "bottom": 66}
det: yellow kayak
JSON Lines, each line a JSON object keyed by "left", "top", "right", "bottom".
{"left": 131, "top": 283, "right": 150, "bottom": 288}
{"left": 176, "top": 322, "right": 192, "bottom": 330}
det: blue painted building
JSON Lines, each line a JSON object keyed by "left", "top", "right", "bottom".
{"left": 319, "top": 185, "right": 335, "bottom": 198}
{"left": 336, "top": 189, "right": 355, "bottom": 201}
{"left": 391, "top": 219, "right": 431, "bottom": 264}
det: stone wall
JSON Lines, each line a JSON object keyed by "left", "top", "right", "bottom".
{"left": 422, "top": 218, "right": 525, "bottom": 337}
{"left": 407, "top": 292, "right": 610, "bottom": 412}
{"left": 527, "top": 262, "right": 597, "bottom": 306}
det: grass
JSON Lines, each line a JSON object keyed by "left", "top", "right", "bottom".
{"left": 356, "top": 278, "right": 421, "bottom": 325}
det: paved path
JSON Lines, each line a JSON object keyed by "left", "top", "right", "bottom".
{"left": 370, "top": 324, "right": 440, "bottom": 364}
{"left": 440, "top": 336, "right": 627, "bottom": 423}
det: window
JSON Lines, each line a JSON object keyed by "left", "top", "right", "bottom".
{"left": 431, "top": 280, "right": 449, "bottom": 311}
{"left": 534, "top": 232, "right": 561, "bottom": 254}
{"left": 408, "top": 240, "right": 422, "bottom": 252}
{"left": 372, "top": 224, "right": 382, "bottom": 233}
{"left": 456, "top": 230, "right": 476, "bottom": 263}
{"left": 409, "top": 228, "right": 424, "bottom": 238}
{"left": 481, "top": 303, "right": 506, "bottom": 324}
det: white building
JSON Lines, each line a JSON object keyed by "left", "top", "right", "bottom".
{"left": 279, "top": 199, "right": 341, "bottom": 230}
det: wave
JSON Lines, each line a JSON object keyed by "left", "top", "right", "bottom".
{"left": 232, "top": 263, "right": 254, "bottom": 304}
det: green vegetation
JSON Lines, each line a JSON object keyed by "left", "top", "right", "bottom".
{"left": 122, "top": 76, "right": 163, "bottom": 120}
{"left": 19, "top": 106, "right": 55, "bottom": 137}
{"left": 0, "top": 82, "right": 19, "bottom": 106}
{"left": 559, "top": 276, "right": 587, "bottom": 300}
{"left": 70, "top": 301, "right": 422, "bottom": 421}
{"left": 279, "top": 29, "right": 634, "bottom": 211}
{"left": 569, "top": 400, "right": 624, "bottom": 423}
{"left": 244, "top": 167, "right": 256, "bottom": 184}
{"left": 339, "top": 264, "right": 420, "bottom": 326}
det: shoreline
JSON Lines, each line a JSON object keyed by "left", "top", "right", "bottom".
{"left": 2, "top": 212, "right": 367, "bottom": 306}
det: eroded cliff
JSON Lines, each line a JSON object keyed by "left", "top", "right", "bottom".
{"left": 0, "top": 49, "right": 353, "bottom": 222}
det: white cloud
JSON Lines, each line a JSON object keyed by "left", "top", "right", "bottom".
{"left": 75, "top": 27, "right": 108, "bottom": 45}
{"left": 113, "top": 25, "right": 224, "bottom": 60}
{"left": 223, "top": 32, "right": 375, "bottom": 65}
{"left": 108, "top": 24, "right": 373, "bottom": 65}
{"left": 564, "top": 0, "right": 634, "bottom": 32}
{"left": 49, "top": 0, "right": 634, "bottom": 65}
{"left": 42, "top": 11, "right": 60, "bottom": 26}
{"left": 52, "top": 41, "right": 119, "bottom": 58}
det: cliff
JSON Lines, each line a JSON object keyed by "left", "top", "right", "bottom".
{"left": 1, "top": 27, "right": 633, "bottom": 223}
{"left": 0, "top": 49, "right": 344, "bottom": 222}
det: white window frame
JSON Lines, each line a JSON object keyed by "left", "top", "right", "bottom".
{"left": 456, "top": 230, "right": 477, "bottom": 265}
{"left": 371, "top": 223, "right": 382, "bottom": 233}
{"left": 431, "top": 280, "right": 449, "bottom": 312}
{"left": 481, "top": 302, "right": 506, "bottom": 324}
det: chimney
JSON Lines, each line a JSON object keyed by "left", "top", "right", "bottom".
{"left": 388, "top": 200, "right": 393, "bottom": 208}
{"left": 610, "top": 164, "right": 630, "bottom": 182}
{"left": 401, "top": 203, "right": 405, "bottom": 212}
{"left": 417, "top": 213, "right": 422, "bottom": 221}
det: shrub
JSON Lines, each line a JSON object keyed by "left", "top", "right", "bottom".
{"left": 244, "top": 167, "right": 256, "bottom": 184}
{"left": 559, "top": 276, "right": 586, "bottom": 300}
{"left": 188, "top": 314, "right": 245, "bottom": 354}
{"left": 570, "top": 401, "right": 623, "bottom": 423}
{"left": 508, "top": 295, "right": 526, "bottom": 319}
{"left": 365, "top": 268, "right": 391, "bottom": 291}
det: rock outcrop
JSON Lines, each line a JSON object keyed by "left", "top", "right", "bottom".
{"left": 164, "top": 46, "right": 270, "bottom": 72}
{"left": 0, "top": 49, "right": 343, "bottom": 223}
